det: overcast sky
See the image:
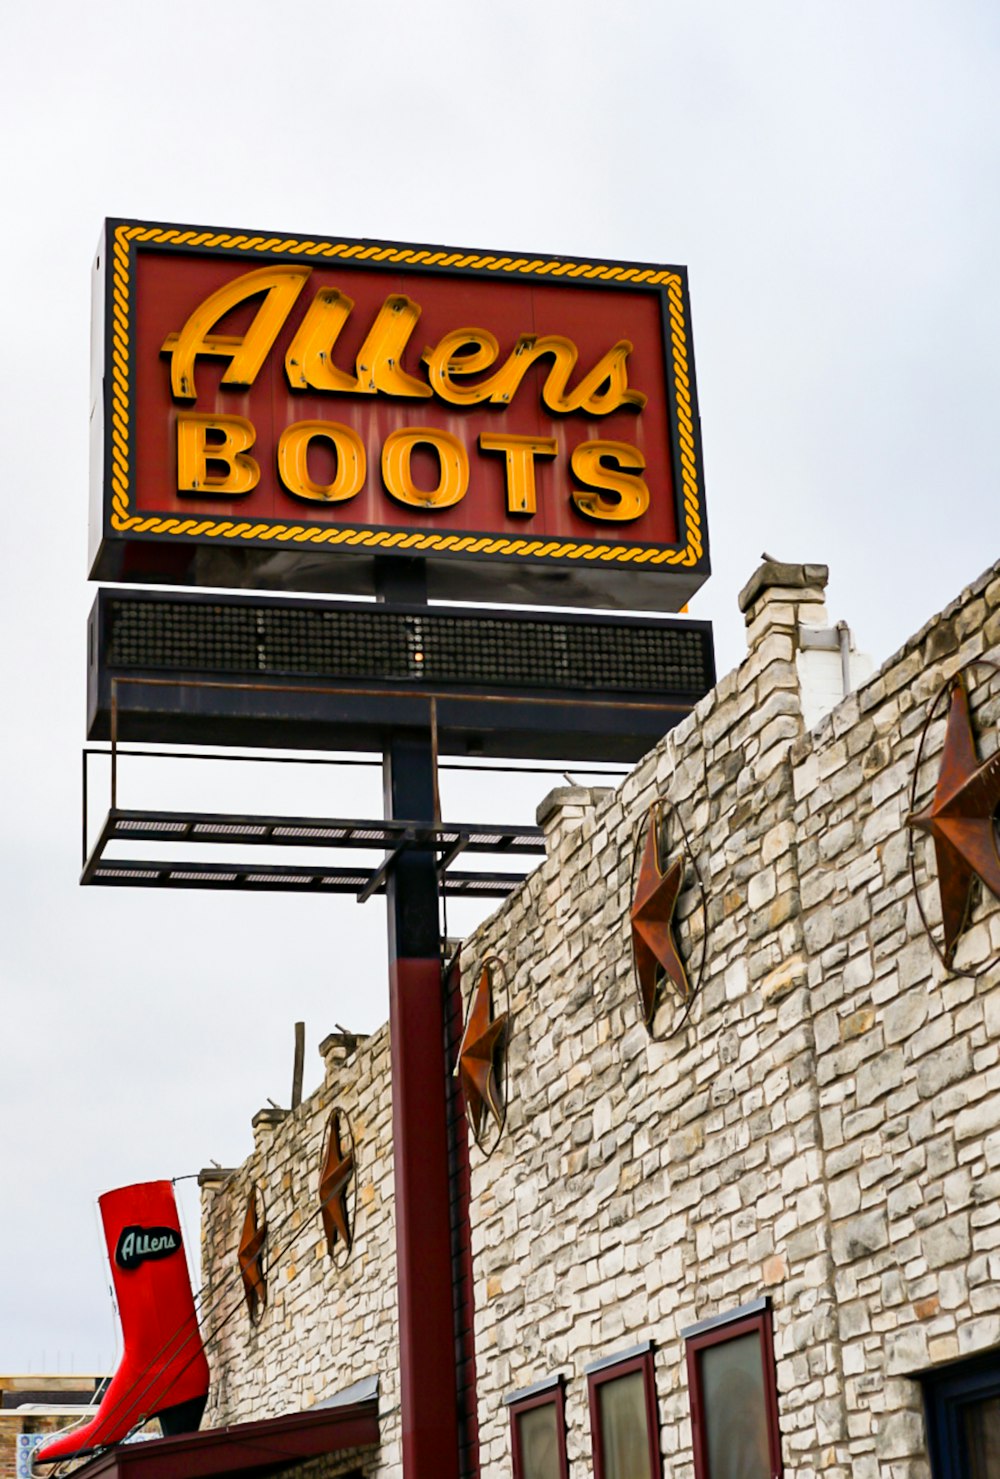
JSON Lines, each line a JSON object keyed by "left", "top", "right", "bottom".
{"left": 1, "top": 1, "right": 997, "bottom": 1374}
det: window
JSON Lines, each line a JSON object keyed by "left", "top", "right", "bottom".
{"left": 505, "top": 1376, "right": 568, "bottom": 1479}
{"left": 586, "top": 1342, "right": 661, "bottom": 1479}
{"left": 922, "top": 1347, "right": 1000, "bottom": 1478}
{"left": 683, "top": 1298, "right": 782, "bottom": 1479}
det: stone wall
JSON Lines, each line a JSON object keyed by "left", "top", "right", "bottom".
{"left": 458, "top": 558, "right": 999, "bottom": 1479}
{"left": 793, "top": 570, "right": 1000, "bottom": 1476}
{"left": 200, "top": 1023, "right": 400, "bottom": 1478}
{"left": 200, "top": 555, "right": 1000, "bottom": 1478}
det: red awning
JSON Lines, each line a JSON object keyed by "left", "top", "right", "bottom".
{"left": 61, "top": 1396, "right": 379, "bottom": 1479}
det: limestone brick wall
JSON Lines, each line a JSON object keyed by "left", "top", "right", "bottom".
{"left": 199, "top": 1023, "right": 399, "bottom": 1479}
{"left": 459, "top": 559, "right": 1000, "bottom": 1479}
{"left": 793, "top": 567, "right": 1000, "bottom": 1478}
{"left": 198, "top": 556, "right": 999, "bottom": 1479}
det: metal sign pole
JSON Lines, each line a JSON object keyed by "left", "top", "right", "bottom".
{"left": 376, "top": 557, "right": 461, "bottom": 1479}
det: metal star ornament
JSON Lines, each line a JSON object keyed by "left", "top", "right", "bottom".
{"left": 238, "top": 1184, "right": 267, "bottom": 1321}
{"left": 456, "top": 963, "right": 509, "bottom": 1145}
{"left": 630, "top": 804, "right": 692, "bottom": 1027}
{"left": 908, "top": 670, "right": 1000, "bottom": 964}
{"left": 320, "top": 1111, "right": 355, "bottom": 1258}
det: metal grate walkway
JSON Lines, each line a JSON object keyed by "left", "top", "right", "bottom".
{"left": 82, "top": 809, "right": 545, "bottom": 900}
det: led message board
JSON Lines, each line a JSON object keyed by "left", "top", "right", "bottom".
{"left": 90, "top": 220, "right": 709, "bottom": 610}
{"left": 87, "top": 588, "right": 716, "bottom": 761}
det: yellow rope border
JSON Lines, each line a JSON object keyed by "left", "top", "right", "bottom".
{"left": 108, "top": 224, "right": 703, "bottom": 569}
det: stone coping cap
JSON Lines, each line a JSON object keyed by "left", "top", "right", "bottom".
{"left": 536, "top": 785, "right": 614, "bottom": 828}
{"left": 197, "top": 1167, "right": 236, "bottom": 1188}
{"left": 738, "top": 559, "right": 829, "bottom": 614}
{"left": 319, "top": 1030, "right": 365, "bottom": 1060}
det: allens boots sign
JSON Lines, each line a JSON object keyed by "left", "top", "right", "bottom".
{"left": 90, "top": 220, "right": 709, "bottom": 610}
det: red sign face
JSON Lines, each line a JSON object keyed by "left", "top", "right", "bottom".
{"left": 91, "top": 221, "right": 708, "bottom": 610}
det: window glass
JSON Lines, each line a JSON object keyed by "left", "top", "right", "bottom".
{"left": 965, "top": 1392, "right": 1000, "bottom": 1479}
{"left": 698, "top": 1331, "right": 770, "bottom": 1479}
{"left": 597, "top": 1369, "right": 654, "bottom": 1479}
{"left": 516, "top": 1402, "right": 561, "bottom": 1479}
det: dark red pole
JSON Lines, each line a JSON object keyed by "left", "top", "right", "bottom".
{"left": 378, "top": 559, "right": 461, "bottom": 1479}
{"left": 390, "top": 957, "right": 461, "bottom": 1479}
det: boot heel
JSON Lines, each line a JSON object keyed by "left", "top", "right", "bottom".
{"left": 158, "top": 1392, "right": 208, "bottom": 1438}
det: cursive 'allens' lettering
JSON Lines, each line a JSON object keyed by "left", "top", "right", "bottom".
{"left": 161, "top": 266, "right": 646, "bottom": 418}
{"left": 115, "top": 1225, "right": 182, "bottom": 1272}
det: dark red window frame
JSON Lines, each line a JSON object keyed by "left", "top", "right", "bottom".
{"left": 683, "top": 1300, "right": 783, "bottom": 1479}
{"left": 507, "top": 1378, "right": 568, "bottom": 1479}
{"left": 586, "top": 1344, "right": 661, "bottom": 1479}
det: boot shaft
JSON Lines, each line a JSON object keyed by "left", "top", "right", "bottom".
{"left": 99, "top": 1180, "right": 199, "bottom": 1361}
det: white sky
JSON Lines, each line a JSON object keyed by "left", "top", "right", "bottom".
{"left": 0, "top": 0, "right": 997, "bottom": 1372}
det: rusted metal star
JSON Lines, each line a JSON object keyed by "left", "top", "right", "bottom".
{"left": 238, "top": 1184, "right": 267, "bottom": 1321}
{"left": 630, "top": 807, "right": 691, "bottom": 1025}
{"left": 320, "top": 1111, "right": 355, "bottom": 1258}
{"left": 908, "top": 670, "right": 1000, "bottom": 964}
{"left": 456, "top": 964, "right": 509, "bottom": 1142}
